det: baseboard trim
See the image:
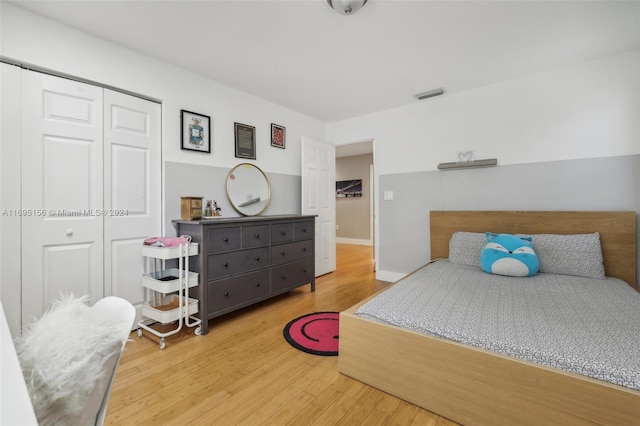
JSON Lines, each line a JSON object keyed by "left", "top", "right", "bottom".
{"left": 375, "top": 270, "right": 406, "bottom": 283}
{"left": 336, "top": 237, "right": 373, "bottom": 246}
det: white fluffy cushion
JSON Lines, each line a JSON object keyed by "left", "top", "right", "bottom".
{"left": 15, "top": 294, "right": 127, "bottom": 426}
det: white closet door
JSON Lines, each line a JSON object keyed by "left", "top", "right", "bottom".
{"left": 103, "top": 89, "right": 161, "bottom": 311}
{"left": 21, "top": 71, "right": 104, "bottom": 324}
{"left": 301, "top": 137, "right": 336, "bottom": 276}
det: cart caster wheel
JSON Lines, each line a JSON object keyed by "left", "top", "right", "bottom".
{"left": 159, "top": 339, "right": 166, "bottom": 350}
{"left": 137, "top": 328, "right": 142, "bottom": 338}
{"left": 195, "top": 326, "right": 202, "bottom": 336}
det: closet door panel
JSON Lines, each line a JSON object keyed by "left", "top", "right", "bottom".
{"left": 21, "top": 71, "right": 104, "bottom": 324}
{"left": 104, "top": 89, "right": 161, "bottom": 314}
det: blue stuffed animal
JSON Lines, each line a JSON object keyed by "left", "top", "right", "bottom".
{"left": 480, "top": 232, "right": 539, "bottom": 277}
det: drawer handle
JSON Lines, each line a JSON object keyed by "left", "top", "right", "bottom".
{"left": 281, "top": 252, "right": 286, "bottom": 256}
{"left": 256, "top": 282, "right": 261, "bottom": 287}
{"left": 281, "top": 275, "right": 286, "bottom": 280}
{"left": 223, "top": 237, "right": 229, "bottom": 242}
{"left": 224, "top": 291, "right": 229, "bottom": 297}
{"left": 302, "top": 228, "right": 307, "bottom": 233}
{"left": 223, "top": 262, "right": 229, "bottom": 267}
{"left": 302, "top": 248, "right": 307, "bottom": 252}
{"left": 303, "top": 269, "right": 307, "bottom": 273}
{"left": 280, "top": 231, "right": 286, "bottom": 236}
{"left": 255, "top": 234, "right": 260, "bottom": 239}
{"left": 255, "top": 256, "right": 260, "bottom": 261}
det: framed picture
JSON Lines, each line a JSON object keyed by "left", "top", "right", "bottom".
{"left": 271, "top": 123, "right": 286, "bottom": 149}
{"left": 181, "top": 110, "right": 211, "bottom": 153}
{"left": 234, "top": 122, "right": 256, "bottom": 159}
{"left": 336, "top": 179, "right": 363, "bottom": 198}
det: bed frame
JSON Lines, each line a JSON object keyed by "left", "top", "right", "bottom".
{"left": 339, "top": 211, "right": 638, "bottom": 425}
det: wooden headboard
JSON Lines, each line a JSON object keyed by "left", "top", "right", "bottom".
{"left": 430, "top": 211, "right": 637, "bottom": 287}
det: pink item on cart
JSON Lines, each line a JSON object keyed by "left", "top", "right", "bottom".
{"left": 143, "top": 236, "right": 190, "bottom": 248}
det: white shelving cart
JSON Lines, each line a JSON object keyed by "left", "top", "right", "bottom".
{"left": 138, "top": 240, "right": 202, "bottom": 349}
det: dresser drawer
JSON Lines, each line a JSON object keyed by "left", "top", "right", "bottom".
{"left": 242, "top": 224, "right": 269, "bottom": 248}
{"left": 271, "top": 239, "right": 313, "bottom": 266}
{"left": 207, "top": 226, "right": 241, "bottom": 253}
{"left": 293, "top": 221, "right": 313, "bottom": 241}
{"left": 271, "top": 259, "right": 314, "bottom": 293}
{"left": 208, "top": 247, "right": 269, "bottom": 279}
{"left": 208, "top": 270, "right": 269, "bottom": 312}
{"left": 271, "top": 223, "right": 293, "bottom": 244}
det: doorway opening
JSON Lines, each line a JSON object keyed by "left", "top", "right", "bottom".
{"left": 335, "top": 140, "right": 375, "bottom": 258}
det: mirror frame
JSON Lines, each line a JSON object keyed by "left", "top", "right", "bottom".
{"left": 226, "top": 163, "right": 271, "bottom": 216}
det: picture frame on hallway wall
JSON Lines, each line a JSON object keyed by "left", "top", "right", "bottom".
{"left": 336, "top": 179, "right": 363, "bottom": 198}
{"left": 271, "top": 123, "right": 286, "bottom": 149}
{"left": 181, "top": 109, "right": 211, "bottom": 153}
{"left": 234, "top": 122, "right": 256, "bottom": 159}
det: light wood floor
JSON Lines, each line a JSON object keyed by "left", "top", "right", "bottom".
{"left": 106, "top": 244, "right": 459, "bottom": 425}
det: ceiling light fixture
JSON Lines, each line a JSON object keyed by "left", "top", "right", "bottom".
{"left": 327, "top": 0, "right": 368, "bottom": 15}
{"left": 415, "top": 88, "right": 445, "bottom": 100}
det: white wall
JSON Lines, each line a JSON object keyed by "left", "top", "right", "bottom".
{"left": 0, "top": 3, "right": 326, "bottom": 334}
{"left": 0, "top": 3, "right": 326, "bottom": 176}
{"left": 328, "top": 50, "right": 640, "bottom": 174}
{"left": 328, "top": 50, "right": 640, "bottom": 282}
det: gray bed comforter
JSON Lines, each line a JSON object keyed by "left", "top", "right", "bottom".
{"left": 355, "top": 260, "right": 640, "bottom": 390}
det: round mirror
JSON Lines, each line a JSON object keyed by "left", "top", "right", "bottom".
{"left": 226, "top": 163, "right": 271, "bottom": 216}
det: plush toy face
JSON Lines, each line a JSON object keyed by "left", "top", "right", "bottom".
{"left": 480, "top": 232, "right": 539, "bottom": 277}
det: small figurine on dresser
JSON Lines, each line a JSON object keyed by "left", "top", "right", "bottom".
{"left": 204, "top": 200, "right": 213, "bottom": 217}
{"left": 213, "top": 200, "right": 222, "bottom": 217}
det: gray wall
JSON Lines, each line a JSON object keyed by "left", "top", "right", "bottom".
{"left": 378, "top": 154, "right": 640, "bottom": 285}
{"left": 164, "top": 162, "right": 301, "bottom": 235}
{"left": 336, "top": 154, "right": 372, "bottom": 240}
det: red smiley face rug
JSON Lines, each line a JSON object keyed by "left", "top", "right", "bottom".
{"left": 283, "top": 312, "right": 339, "bottom": 356}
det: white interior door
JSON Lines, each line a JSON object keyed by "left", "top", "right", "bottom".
{"left": 301, "top": 137, "right": 336, "bottom": 276}
{"left": 103, "top": 90, "right": 161, "bottom": 314}
{"left": 21, "top": 71, "right": 104, "bottom": 324}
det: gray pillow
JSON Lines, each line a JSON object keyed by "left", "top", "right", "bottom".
{"left": 448, "top": 231, "right": 606, "bottom": 280}
{"left": 532, "top": 233, "right": 605, "bottom": 279}
{"left": 448, "top": 231, "right": 485, "bottom": 266}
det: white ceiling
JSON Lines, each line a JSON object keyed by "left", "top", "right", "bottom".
{"left": 8, "top": 0, "right": 640, "bottom": 123}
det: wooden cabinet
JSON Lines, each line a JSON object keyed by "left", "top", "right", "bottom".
{"left": 173, "top": 215, "right": 315, "bottom": 335}
{"left": 181, "top": 196, "right": 203, "bottom": 220}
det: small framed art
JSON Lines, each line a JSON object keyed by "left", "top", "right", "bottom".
{"left": 336, "top": 179, "right": 363, "bottom": 197}
{"left": 271, "top": 123, "right": 286, "bottom": 149}
{"left": 234, "top": 122, "right": 256, "bottom": 159}
{"left": 181, "top": 110, "right": 211, "bottom": 153}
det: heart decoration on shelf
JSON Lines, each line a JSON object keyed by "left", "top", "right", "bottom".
{"left": 457, "top": 151, "right": 474, "bottom": 163}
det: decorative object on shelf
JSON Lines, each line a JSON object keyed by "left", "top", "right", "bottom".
{"left": 271, "top": 123, "right": 286, "bottom": 149}
{"left": 226, "top": 163, "right": 271, "bottom": 216}
{"left": 336, "top": 179, "right": 362, "bottom": 198}
{"left": 234, "top": 122, "right": 256, "bottom": 159}
{"left": 180, "top": 110, "right": 211, "bottom": 153}
{"left": 457, "top": 150, "right": 474, "bottom": 163}
{"left": 437, "top": 158, "right": 498, "bottom": 170}
{"left": 283, "top": 312, "right": 339, "bottom": 356}
{"left": 180, "top": 196, "right": 203, "bottom": 220}
{"left": 203, "top": 200, "right": 222, "bottom": 218}
{"left": 327, "top": 0, "right": 367, "bottom": 15}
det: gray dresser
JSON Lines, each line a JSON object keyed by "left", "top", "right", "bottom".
{"left": 173, "top": 215, "right": 316, "bottom": 335}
